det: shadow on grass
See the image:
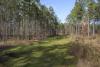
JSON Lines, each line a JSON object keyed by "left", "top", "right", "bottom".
{"left": 0, "top": 42, "right": 77, "bottom": 67}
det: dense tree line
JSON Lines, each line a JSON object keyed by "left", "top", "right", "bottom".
{"left": 0, "top": 0, "right": 62, "bottom": 41}
{"left": 65, "top": 0, "right": 100, "bottom": 37}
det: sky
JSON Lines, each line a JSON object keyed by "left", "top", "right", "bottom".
{"left": 40, "top": 0, "right": 76, "bottom": 23}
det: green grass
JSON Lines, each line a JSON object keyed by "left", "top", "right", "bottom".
{"left": 0, "top": 36, "right": 77, "bottom": 67}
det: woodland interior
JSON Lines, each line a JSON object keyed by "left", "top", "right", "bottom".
{"left": 0, "top": 0, "right": 100, "bottom": 67}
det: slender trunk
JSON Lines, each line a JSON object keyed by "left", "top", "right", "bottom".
{"left": 88, "top": 19, "right": 90, "bottom": 38}
{"left": 93, "top": 20, "right": 95, "bottom": 36}
{"left": 76, "top": 23, "right": 78, "bottom": 36}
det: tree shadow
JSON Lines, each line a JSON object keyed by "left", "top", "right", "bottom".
{"left": 0, "top": 42, "right": 77, "bottom": 67}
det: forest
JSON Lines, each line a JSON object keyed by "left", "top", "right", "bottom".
{"left": 0, "top": 0, "right": 100, "bottom": 67}
{"left": 0, "top": 0, "right": 64, "bottom": 41}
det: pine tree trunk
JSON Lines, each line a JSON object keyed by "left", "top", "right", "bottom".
{"left": 88, "top": 19, "right": 90, "bottom": 38}
{"left": 93, "top": 20, "right": 95, "bottom": 36}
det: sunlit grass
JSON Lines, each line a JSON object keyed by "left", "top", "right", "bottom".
{"left": 39, "top": 36, "right": 72, "bottom": 47}
{"left": 0, "top": 36, "right": 77, "bottom": 67}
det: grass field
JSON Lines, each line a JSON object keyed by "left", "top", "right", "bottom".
{"left": 0, "top": 36, "right": 77, "bottom": 67}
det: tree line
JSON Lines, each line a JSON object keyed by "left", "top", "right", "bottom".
{"left": 0, "top": 0, "right": 65, "bottom": 41}
{"left": 65, "top": 0, "right": 100, "bottom": 37}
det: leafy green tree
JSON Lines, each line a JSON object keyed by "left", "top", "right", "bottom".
{"left": 66, "top": 1, "right": 84, "bottom": 36}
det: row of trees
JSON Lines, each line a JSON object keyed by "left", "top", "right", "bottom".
{"left": 0, "top": 0, "right": 64, "bottom": 41}
{"left": 65, "top": 0, "right": 100, "bottom": 37}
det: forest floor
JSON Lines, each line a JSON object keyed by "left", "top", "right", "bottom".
{"left": 70, "top": 34, "right": 100, "bottom": 67}
{"left": 0, "top": 35, "right": 100, "bottom": 67}
{"left": 76, "top": 34, "right": 100, "bottom": 47}
{"left": 0, "top": 36, "right": 77, "bottom": 67}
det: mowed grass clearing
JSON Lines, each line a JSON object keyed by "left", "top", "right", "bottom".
{"left": 0, "top": 36, "right": 77, "bottom": 67}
